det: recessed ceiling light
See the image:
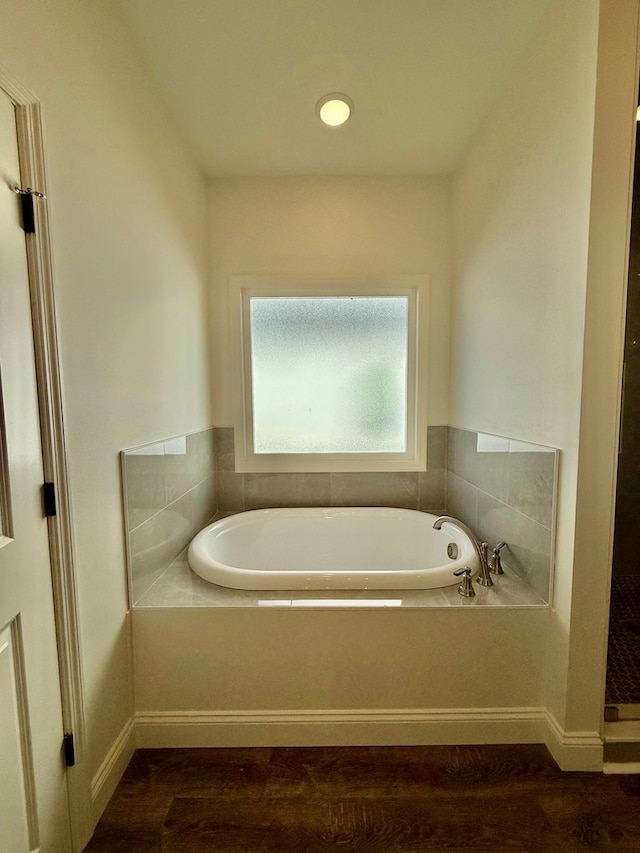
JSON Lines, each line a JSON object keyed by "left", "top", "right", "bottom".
{"left": 316, "top": 93, "right": 354, "bottom": 127}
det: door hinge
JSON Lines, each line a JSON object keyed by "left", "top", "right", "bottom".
{"left": 19, "top": 191, "right": 35, "bottom": 233}
{"left": 63, "top": 732, "right": 75, "bottom": 767}
{"left": 12, "top": 186, "right": 46, "bottom": 234}
{"left": 43, "top": 482, "right": 57, "bottom": 517}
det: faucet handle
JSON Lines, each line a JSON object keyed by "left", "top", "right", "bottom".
{"left": 453, "top": 566, "right": 476, "bottom": 598}
{"left": 489, "top": 541, "right": 506, "bottom": 575}
{"left": 476, "top": 542, "right": 494, "bottom": 587}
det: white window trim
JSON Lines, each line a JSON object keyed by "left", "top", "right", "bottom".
{"left": 230, "top": 275, "right": 429, "bottom": 473}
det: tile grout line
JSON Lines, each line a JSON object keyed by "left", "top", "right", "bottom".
{"left": 445, "top": 471, "right": 553, "bottom": 533}
{"left": 128, "top": 472, "right": 216, "bottom": 535}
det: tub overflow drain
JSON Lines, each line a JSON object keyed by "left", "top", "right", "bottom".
{"left": 447, "top": 543, "right": 458, "bottom": 560}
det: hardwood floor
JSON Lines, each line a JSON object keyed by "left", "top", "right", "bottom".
{"left": 84, "top": 745, "right": 640, "bottom": 852}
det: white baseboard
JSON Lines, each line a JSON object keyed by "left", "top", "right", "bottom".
{"left": 90, "top": 717, "right": 136, "bottom": 823}
{"left": 543, "top": 710, "right": 603, "bottom": 770}
{"left": 135, "top": 707, "right": 549, "bottom": 749}
{"left": 134, "top": 706, "right": 602, "bottom": 769}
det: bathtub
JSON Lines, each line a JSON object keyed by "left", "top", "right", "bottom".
{"left": 187, "top": 508, "right": 480, "bottom": 591}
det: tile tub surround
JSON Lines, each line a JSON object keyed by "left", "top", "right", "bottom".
{"left": 215, "top": 425, "right": 557, "bottom": 601}
{"left": 214, "top": 425, "right": 448, "bottom": 514}
{"left": 446, "top": 428, "right": 558, "bottom": 602}
{"left": 122, "top": 429, "right": 216, "bottom": 604}
{"left": 123, "top": 425, "right": 557, "bottom": 608}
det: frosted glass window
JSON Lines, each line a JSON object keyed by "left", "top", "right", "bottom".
{"left": 249, "top": 297, "right": 408, "bottom": 454}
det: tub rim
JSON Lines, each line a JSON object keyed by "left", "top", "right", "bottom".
{"left": 187, "top": 507, "right": 481, "bottom": 591}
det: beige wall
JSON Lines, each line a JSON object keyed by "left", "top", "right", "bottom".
{"left": 208, "top": 176, "right": 452, "bottom": 427}
{"left": 451, "top": 0, "right": 638, "bottom": 734}
{"left": 0, "top": 0, "right": 210, "bottom": 807}
{"left": 451, "top": 0, "right": 598, "bottom": 445}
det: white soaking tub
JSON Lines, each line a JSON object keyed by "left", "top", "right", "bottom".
{"left": 187, "top": 508, "right": 480, "bottom": 591}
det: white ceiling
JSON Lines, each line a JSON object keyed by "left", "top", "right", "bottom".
{"left": 108, "top": 0, "right": 552, "bottom": 177}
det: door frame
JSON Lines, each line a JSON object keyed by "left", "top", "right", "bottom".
{"left": 0, "top": 63, "right": 88, "bottom": 850}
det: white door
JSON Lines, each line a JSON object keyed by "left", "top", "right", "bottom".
{"left": 0, "top": 90, "right": 71, "bottom": 852}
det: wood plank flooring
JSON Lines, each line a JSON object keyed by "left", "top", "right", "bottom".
{"left": 83, "top": 745, "right": 640, "bottom": 852}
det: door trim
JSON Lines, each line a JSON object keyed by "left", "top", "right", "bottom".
{"left": 0, "top": 63, "right": 88, "bottom": 850}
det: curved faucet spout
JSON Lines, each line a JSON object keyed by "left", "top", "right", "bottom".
{"left": 433, "top": 515, "right": 493, "bottom": 587}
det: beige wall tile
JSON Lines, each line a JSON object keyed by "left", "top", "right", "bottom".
{"left": 189, "top": 476, "right": 217, "bottom": 531}
{"left": 445, "top": 472, "right": 478, "bottom": 529}
{"left": 454, "top": 428, "right": 509, "bottom": 502}
{"left": 214, "top": 427, "right": 236, "bottom": 472}
{"left": 129, "top": 495, "right": 193, "bottom": 603}
{"left": 122, "top": 446, "right": 167, "bottom": 530}
{"left": 507, "top": 447, "right": 557, "bottom": 528}
{"left": 164, "top": 429, "right": 215, "bottom": 502}
{"left": 426, "top": 425, "right": 448, "bottom": 469}
{"left": 447, "top": 427, "right": 460, "bottom": 473}
{"left": 124, "top": 429, "right": 218, "bottom": 604}
{"left": 476, "top": 491, "right": 551, "bottom": 602}
{"left": 419, "top": 469, "right": 446, "bottom": 513}
{"left": 330, "top": 472, "right": 419, "bottom": 508}
{"left": 217, "top": 472, "right": 245, "bottom": 512}
{"left": 244, "top": 473, "right": 331, "bottom": 509}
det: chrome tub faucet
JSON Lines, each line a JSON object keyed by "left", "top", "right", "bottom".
{"left": 433, "top": 515, "right": 494, "bottom": 588}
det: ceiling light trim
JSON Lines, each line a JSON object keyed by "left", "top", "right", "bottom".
{"left": 316, "top": 93, "right": 354, "bottom": 127}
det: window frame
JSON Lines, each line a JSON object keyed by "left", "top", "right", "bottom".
{"left": 230, "top": 275, "right": 428, "bottom": 473}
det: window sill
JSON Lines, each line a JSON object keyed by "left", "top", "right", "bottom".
{"left": 233, "top": 453, "right": 426, "bottom": 474}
